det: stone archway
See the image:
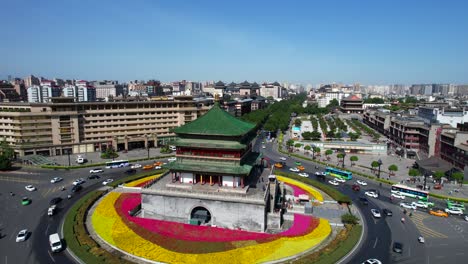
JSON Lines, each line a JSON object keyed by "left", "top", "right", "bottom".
{"left": 190, "top": 206, "right": 212, "bottom": 225}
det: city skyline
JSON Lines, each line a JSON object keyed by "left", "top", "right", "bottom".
{"left": 2, "top": 0, "right": 468, "bottom": 84}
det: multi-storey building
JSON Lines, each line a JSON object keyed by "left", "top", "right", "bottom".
{"left": 26, "top": 85, "right": 61, "bottom": 103}
{"left": 92, "top": 80, "right": 124, "bottom": 99}
{"left": 363, "top": 109, "right": 391, "bottom": 136}
{"left": 340, "top": 94, "right": 363, "bottom": 113}
{"left": 0, "top": 82, "right": 21, "bottom": 102}
{"left": 0, "top": 96, "right": 210, "bottom": 157}
{"left": 259, "top": 82, "right": 284, "bottom": 100}
{"left": 418, "top": 106, "right": 468, "bottom": 128}
{"left": 23, "top": 75, "right": 40, "bottom": 88}
{"left": 440, "top": 131, "right": 468, "bottom": 170}
{"left": 63, "top": 84, "right": 97, "bottom": 102}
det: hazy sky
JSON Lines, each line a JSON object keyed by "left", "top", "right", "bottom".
{"left": 2, "top": 0, "right": 468, "bottom": 84}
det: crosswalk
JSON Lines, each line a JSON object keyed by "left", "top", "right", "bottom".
{"left": 411, "top": 211, "right": 448, "bottom": 238}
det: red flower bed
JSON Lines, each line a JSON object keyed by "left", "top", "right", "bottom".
{"left": 286, "top": 183, "right": 308, "bottom": 197}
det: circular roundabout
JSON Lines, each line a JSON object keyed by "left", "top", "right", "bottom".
{"left": 89, "top": 175, "right": 334, "bottom": 264}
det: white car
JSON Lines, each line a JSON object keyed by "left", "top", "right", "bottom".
{"left": 89, "top": 168, "right": 103, "bottom": 173}
{"left": 289, "top": 168, "right": 300, "bottom": 172}
{"left": 412, "top": 201, "right": 428, "bottom": 209}
{"left": 371, "top": 209, "right": 381, "bottom": 218}
{"left": 391, "top": 193, "right": 405, "bottom": 199}
{"left": 445, "top": 208, "right": 463, "bottom": 215}
{"left": 328, "top": 180, "right": 339, "bottom": 186}
{"left": 357, "top": 180, "right": 367, "bottom": 186}
{"left": 16, "top": 229, "right": 28, "bottom": 242}
{"left": 25, "top": 185, "right": 36, "bottom": 191}
{"left": 154, "top": 166, "right": 162, "bottom": 170}
{"left": 279, "top": 157, "right": 287, "bottom": 161}
{"left": 298, "top": 173, "right": 309, "bottom": 178}
{"left": 168, "top": 157, "right": 177, "bottom": 162}
{"left": 464, "top": 215, "right": 468, "bottom": 222}
{"left": 72, "top": 178, "right": 85, "bottom": 186}
{"left": 262, "top": 145, "right": 266, "bottom": 149}
{"left": 335, "top": 178, "right": 346, "bottom": 183}
{"left": 130, "top": 164, "right": 142, "bottom": 169}
{"left": 400, "top": 202, "right": 416, "bottom": 210}
{"left": 365, "top": 191, "right": 378, "bottom": 198}
{"left": 50, "top": 177, "right": 63, "bottom": 183}
{"left": 102, "top": 179, "right": 114, "bottom": 185}
{"left": 362, "top": 259, "right": 382, "bottom": 264}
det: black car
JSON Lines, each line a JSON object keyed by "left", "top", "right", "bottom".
{"left": 359, "top": 197, "right": 369, "bottom": 205}
{"left": 125, "top": 169, "right": 136, "bottom": 174}
{"left": 383, "top": 208, "right": 393, "bottom": 216}
{"left": 88, "top": 175, "right": 100, "bottom": 180}
{"left": 49, "top": 197, "right": 62, "bottom": 206}
{"left": 71, "top": 185, "right": 83, "bottom": 193}
{"left": 393, "top": 242, "right": 403, "bottom": 253}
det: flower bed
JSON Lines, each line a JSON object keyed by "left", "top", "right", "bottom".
{"left": 277, "top": 175, "right": 324, "bottom": 202}
{"left": 123, "top": 175, "right": 160, "bottom": 187}
{"left": 92, "top": 178, "right": 332, "bottom": 263}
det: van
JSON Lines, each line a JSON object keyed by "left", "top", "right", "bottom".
{"left": 49, "top": 233, "right": 62, "bottom": 252}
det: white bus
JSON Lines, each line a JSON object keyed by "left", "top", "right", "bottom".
{"left": 391, "top": 184, "right": 429, "bottom": 201}
{"left": 105, "top": 160, "right": 130, "bottom": 169}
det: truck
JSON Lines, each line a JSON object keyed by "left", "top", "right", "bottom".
{"left": 48, "top": 205, "right": 56, "bottom": 216}
{"left": 49, "top": 233, "right": 62, "bottom": 252}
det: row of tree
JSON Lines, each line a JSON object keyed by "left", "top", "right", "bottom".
{"left": 0, "top": 139, "right": 14, "bottom": 170}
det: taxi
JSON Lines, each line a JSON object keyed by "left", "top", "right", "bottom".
{"left": 143, "top": 164, "right": 154, "bottom": 170}
{"left": 297, "top": 165, "right": 305, "bottom": 171}
{"left": 429, "top": 209, "right": 448, "bottom": 217}
{"left": 274, "top": 163, "right": 284, "bottom": 168}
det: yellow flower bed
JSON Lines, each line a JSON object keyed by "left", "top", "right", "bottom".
{"left": 124, "top": 174, "right": 161, "bottom": 187}
{"left": 276, "top": 176, "right": 324, "bottom": 202}
{"left": 92, "top": 192, "right": 331, "bottom": 263}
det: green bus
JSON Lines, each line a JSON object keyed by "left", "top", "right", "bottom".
{"left": 325, "top": 167, "right": 352, "bottom": 180}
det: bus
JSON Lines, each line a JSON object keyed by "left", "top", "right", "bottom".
{"left": 391, "top": 184, "right": 429, "bottom": 201}
{"left": 446, "top": 200, "right": 465, "bottom": 211}
{"left": 105, "top": 160, "right": 130, "bottom": 169}
{"left": 325, "top": 167, "right": 352, "bottom": 180}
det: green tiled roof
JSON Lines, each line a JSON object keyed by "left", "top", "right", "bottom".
{"left": 173, "top": 103, "right": 256, "bottom": 136}
{"left": 171, "top": 138, "right": 246, "bottom": 150}
{"left": 166, "top": 161, "right": 253, "bottom": 175}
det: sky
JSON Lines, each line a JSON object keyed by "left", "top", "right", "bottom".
{"left": 2, "top": 0, "right": 468, "bottom": 85}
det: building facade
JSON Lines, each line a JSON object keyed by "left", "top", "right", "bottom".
{"left": 340, "top": 95, "right": 363, "bottom": 113}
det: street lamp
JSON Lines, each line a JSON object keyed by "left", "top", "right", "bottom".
{"left": 377, "top": 159, "right": 383, "bottom": 179}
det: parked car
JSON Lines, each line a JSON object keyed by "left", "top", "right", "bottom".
{"left": 130, "top": 164, "right": 142, "bottom": 169}
{"left": 445, "top": 207, "right": 464, "bottom": 215}
{"left": 328, "top": 180, "right": 339, "bottom": 186}
{"left": 393, "top": 242, "right": 403, "bottom": 253}
{"left": 89, "top": 168, "right": 103, "bottom": 173}
{"left": 429, "top": 209, "right": 448, "bottom": 217}
{"left": 400, "top": 202, "right": 416, "bottom": 210}
{"left": 50, "top": 177, "right": 63, "bottom": 183}
{"left": 433, "top": 184, "right": 442, "bottom": 190}
{"left": 383, "top": 208, "right": 393, "bottom": 216}
{"left": 356, "top": 180, "right": 367, "bottom": 186}
{"left": 365, "top": 191, "right": 378, "bottom": 198}
{"left": 49, "top": 197, "right": 62, "bottom": 206}
{"left": 21, "top": 197, "right": 31, "bottom": 206}
{"left": 25, "top": 185, "right": 36, "bottom": 191}
{"left": 102, "top": 179, "right": 114, "bottom": 185}
{"left": 371, "top": 209, "right": 381, "bottom": 218}
{"left": 16, "top": 229, "right": 28, "bottom": 242}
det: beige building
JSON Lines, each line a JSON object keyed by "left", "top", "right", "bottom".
{"left": 0, "top": 96, "right": 210, "bottom": 157}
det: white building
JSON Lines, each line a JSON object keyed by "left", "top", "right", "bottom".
{"left": 27, "top": 85, "right": 61, "bottom": 103}
{"left": 63, "top": 84, "right": 96, "bottom": 102}
{"left": 418, "top": 107, "right": 468, "bottom": 128}
{"left": 260, "top": 82, "right": 283, "bottom": 99}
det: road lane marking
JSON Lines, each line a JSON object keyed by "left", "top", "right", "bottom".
{"left": 373, "top": 237, "right": 378, "bottom": 248}
{"left": 48, "top": 251, "right": 56, "bottom": 263}
{"left": 411, "top": 212, "right": 447, "bottom": 238}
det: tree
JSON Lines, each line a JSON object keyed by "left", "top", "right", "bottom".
{"left": 433, "top": 171, "right": 445, "bottom": 180}
{"left": 388, "top": 164, "right": 398, "bottom": 176}
{"left": 302, "top": 131, "right": 312, "bottom": 140}
{"left": 348, "top": 132, "right": 360, "bottom": 141}
{"left": 0, "top": 139, "right": 14, "bottom": 170}
{"left": 286, "top": 139, "right": 295, "bottom": 151}
{"left": 325, "top": 149, "right": 333, "bottom": 161}
{"left": 335, "top": 131, "right": 343, "bottom": 140}
{"left": 408, "top": 168, "right": 420, "bottom": 177}
{"left": 294, "top": 119, "right": 302, "bottom": 127}
{"left": 451, "top": 172, "right": 464, "bottom": 185}
{"left": 371, "top": 161, "right": 380, "bottom": 173}
{"left": 349, "top": 156, "right": 358, "bottom": 166}
{"left": 341, "top": 213, "right": 359, "bottom": 225}
{"left": 304, "top": 145, "right": 311, "bottom": 155}
{"left": 313, "top": 147, "right": 321, "bottom": 156}
{"left": 100, "top": 146, "right": 119, "bottom": 159}
{"left": 311, "top": 131, "right": 321, "bottom": 141}
{"left": 327, "top": 99, "right": 339, "bottom": 109}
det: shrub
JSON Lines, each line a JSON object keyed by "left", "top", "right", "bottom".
{"left": 341, "top": 213, "right": 359, "bottom": 225}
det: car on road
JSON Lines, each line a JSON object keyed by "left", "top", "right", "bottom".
{"left": 464, "top": 215, "right": 468, "bottom": 222}
{"left": 356, "top": 180, "right": 367, "bottom": 186}
{"left": 393, "top": 242, "right": 403, "bottom": 253}
{"left": 359, "top": 197, "right": 369, "bottom": 205}
{"left": 25, "top": 185, "right": 36, "bottom": 191}
{"left": 418, "top": 236, "right": 425, "bottom": 243}
{"left": 383, "top": 209, "right": 393, "bottom": 216}
{"left": 328, "top": 180, "right": 339, "bottom": 186}
{"left": 131, "top": 164, "right": 142, "bottom": 169}
{"left": 73, "top": 178, "right": 85, "bottom": 186}
{"left": 102, "top": 179, "right": 114, "bottom": 185}
{"left": 365, "top": 191, "right": 378, "bottom": 198}
{"left": 49, "top": 197, "right": 62, "bottom": 206}
{"left": 371, "top": 209, "right": 381, "bottom": 218}
{"left": 88, "top": 174, "right": 100, "bottom": 180}
{"left": 125, "top": 169, "right": 136, "bottom": 174}
{"left": 154, "top": 166, "right": 162, "bottom": 170}
{"left": 50, "top": 177, "right": 63, "bottom": 183}
{"left": 400, "top": 202, "right": 416, "bottom": 210}
{"left": 71, "top": 185, "right": 83, "bottom": 193}
{"left": 89, "top": 168, "right": 104, "bottom": 173}
{"left": 352, "top": 184, "right": 360, "bottom": 191}
{"left": 298, "top": 173, "right": 309, "bottom": 177}
{"left": 391, "top": 193, "right": 405, "bottom": 199}
{"left": 445, "top": 207, "right": 464, "bottom": 215}
{"left": 295, "top": 161, "right": 302, "bottom": 166}
{"left": 335, "top": 178, "right": 346, "bottom": 183}
{"left": 429, "top": 209, "right": 448, "bottom": 217}
{"left": 362, "top": 259, "right": 382, "bottom": 264}
{"left": 274, "top": 163, "right": 284, "bottom": 168}
{"left": 297, "top": 165, "right": 305, "bottom": 171}
{"left": 279, "top": 157, "right": 287, "bottom": 161}
{"left": 289, "top": 168, "right": 300, "bottom": 172}
{"left": 168, "top": 157, "right": 177, "bottom": 162}
{"left": 262, "top": 145, "right": 266, "bottom": 149}
{"left": 143, "top": 164, "right": 153, "bottom": 170}
{"left": 412, "top": 201, "right": 429, "bottom": 209}
{"left": 16, "top": 229, "right": 28, "bottom": 242}
{"left": 21, "top": 197, "right": 31, "bottom": 206}
{"left": 48, "top": 205, "right": 57, "bottom": 216}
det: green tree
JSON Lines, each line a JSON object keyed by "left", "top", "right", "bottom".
{"left": 434, "top": 171, "right": 445, "bottom": 180}
{"left": 388, "top": 164, "right": 398, "bottom": 176}
{"left": 313, "top": 147, "right": 321, "bottom": 155}
{"left": 311, "top": 131, "right": 322, "bottom": 141}
{"left": 294, "top": 119, "right": 302, "bottom": 127}
{"left": 101, "top": 146, "right": 119, "bottom": 159}
{"left": 294, "top": 143, "right": 303, "bottom": 150}
{"left": 302, "top": 131, "right": 312, "bottom": 140}
{"left": 286, "top": 139, "right": 295, "bottom": 152}
{"left": 349, "top": 156, "right": 358, "bottom": 166}
{"left": 341, "top": 213, "right": 359, "bottom": 225}
{"left": 0, "top": 139, "right": 14, "bottom": 170}
{"left": 327, "top": 99, "right": 339, "bottom": 108}
{"left": 408, "top": 168, "right": 420, "bottom": 177}
{"left": 371, "top": 161, "right": 380, "bottom": 173}
{"left": 304, "top": 145, "right": 311, "bottom": 155}
{"left": 451, "top": 172, "right": 464, "bottom": 185}
{"left": 325, "top": 149, "right": 333, "bottom": 161}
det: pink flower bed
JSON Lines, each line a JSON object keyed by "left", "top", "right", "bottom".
{"left": 286, "top": 183, "right": 308, "bottom": 196}
{"left": 117, "top": 193, "right": 318, "bottom": 242}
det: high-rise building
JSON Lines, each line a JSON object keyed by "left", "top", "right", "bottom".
{"left": 23, "top": 75, "right": 40, "bottom": 88}
{"left": 27, "top": 85, "right": 61, "bottom": 103}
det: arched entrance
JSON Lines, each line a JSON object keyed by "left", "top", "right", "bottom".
{"left": 190, "top": 206, "right": 211, "bottom": 225}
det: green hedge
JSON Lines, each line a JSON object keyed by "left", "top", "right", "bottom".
{"left": 40, "top": 155, "right": 175, "bottom": 170}
{"left": 108, "top": 169, "right": 168, "bottom": 188}
{"left": 275, "top": 171, "right": 352, "bottom": 204}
